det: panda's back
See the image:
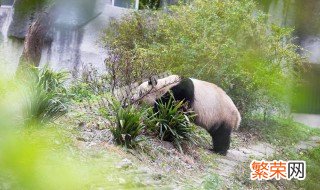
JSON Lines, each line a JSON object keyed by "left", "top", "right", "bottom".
{"left": 190, "top": 78, "right": 240, "bottom": 130}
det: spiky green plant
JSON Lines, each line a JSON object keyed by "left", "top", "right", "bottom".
{"left": 102, "top": 97, "right": 145, "bottom": 148}
{"left": 21, "top": 66, "right": 69, "bottom": 126}
{"left": 147, "top": 95, "right": 196, "bottom": 152}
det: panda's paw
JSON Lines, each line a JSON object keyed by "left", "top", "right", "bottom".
{"left": 214, "top": 150, "right": 228, "bottom": 156}
{"left": 209, "top": 148, "right": 228, "bottom": 156}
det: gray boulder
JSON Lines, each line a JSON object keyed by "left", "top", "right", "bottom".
{"left": 8, "top": 0, "right": 40, "bottom": 39}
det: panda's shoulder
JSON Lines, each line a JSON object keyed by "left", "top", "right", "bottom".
{"left": 189, "top": 78, "right": 215, "bottom": 87}
{"left": 167, "top": 76, "right": 195, "bottom": 90}
{"left": 190, "top": 78, "right": 226, "bottom": 93}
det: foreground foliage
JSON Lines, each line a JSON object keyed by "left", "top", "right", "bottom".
{"left": 0, "top": 70, "right": 143, "bottom": 189}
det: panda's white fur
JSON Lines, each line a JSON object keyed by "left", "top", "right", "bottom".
{"left": 191, "top": 78, "right": 241, "bottom": 131}
{"left": 133, "top": 75, "right": 241, "bottom": 155}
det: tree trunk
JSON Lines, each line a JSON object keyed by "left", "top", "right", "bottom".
{"left": 19, "top": 12, "right": 51, "bottom": 67}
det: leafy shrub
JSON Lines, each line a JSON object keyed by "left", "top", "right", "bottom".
{"left": 139, "top": 0, "right": 161, "bottom": 9}
{"left": 21, "top": 66, "right": 69, "bottom": 126}
{"left": 103, "top": 12, "right": 162, "bottom": 92}
{"left": 70, "top": 82, "right": 94, "bottom": 102}
{"left": 102, "top": 97, "right": 145, "bottom": 148}
{"left": 146, "top": 95, "right": 196, "bottom": 152}
{"left": 69, "top": 65, "right": 112, "bottom": 102}
{"left": 103, "top": 0, "right": 303, "bottom": 123}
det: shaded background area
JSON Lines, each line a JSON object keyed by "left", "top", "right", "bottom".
{"left": 1, "top": 0, "right": 14, "bottom": 5}
{"left": 0, "top": 0, "right": 129, "bottom": 74}
{"left": 292, "top": 64, "right": 320, "bottom": 114}
{"left": 259, "top": 0, "right": 320, "bottom": 115}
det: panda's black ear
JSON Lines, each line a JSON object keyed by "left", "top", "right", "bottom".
{"left": 148, "top": 76, "right": 157, "bottom": 87}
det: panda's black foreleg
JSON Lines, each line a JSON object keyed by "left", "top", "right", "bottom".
{"left": 209, "top": 123, "right": 232, "bottom": 156}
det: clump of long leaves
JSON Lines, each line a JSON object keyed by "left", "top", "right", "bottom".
{"left": 147, "top": 95, "right": 196, "bottom": 152}
{"left": 21, "top": 66, "right": 69, "bottom": 126}
{"left": 102, "top": 97, "right": 145, "bottom": 148}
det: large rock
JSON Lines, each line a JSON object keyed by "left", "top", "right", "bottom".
{"left": 7, "top": 0, "right": 39, "bottom": 39}
{"left": 1, "top": 0, "right": 14, "bottom": 6}
{"left": 8, "top": 0, "right": 97, "bottom": 39}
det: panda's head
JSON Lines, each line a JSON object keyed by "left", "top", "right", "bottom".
{"left": 131, "top": 75, "right": 181, "bottom": 105}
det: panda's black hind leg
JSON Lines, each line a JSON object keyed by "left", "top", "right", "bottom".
{"left": 209, "top": 123, "right": 232, "bottom": 156}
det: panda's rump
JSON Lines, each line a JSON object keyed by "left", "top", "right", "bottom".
{"left": 190, "top": 79, "right": 240, "bottom": 130}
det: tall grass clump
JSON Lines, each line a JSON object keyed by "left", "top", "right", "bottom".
{"left": 20, "top": 66, "right": 70, "bottom": 126}
{"left": 146, "top": 95, "right": 196, "bottom": 152}
{"left": 101, "top": 97, "right": 145, "bottom": 148}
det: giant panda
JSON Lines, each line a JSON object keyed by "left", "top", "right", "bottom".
{"left": 132, "top": 75, "right": 241, "bottom": 155}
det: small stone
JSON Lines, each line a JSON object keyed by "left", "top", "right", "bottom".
{"left": 226, "top": 149, "right": 248, "bottom": 162}
{"left": 76, "top": 136, "right": 89, "bottom": 142}
{"left": 310, "top": 136, "right": 320, "bottom": 142}
{"left": 116, "top": 158, "right": 133, "bottom": 169}
{"left": 78, "top": 122, "right": 86, "bottom": 128}
{"left": 183, "top": 157, "right": 195, "bottom": 165}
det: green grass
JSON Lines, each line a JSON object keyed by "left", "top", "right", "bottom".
{"left": 238, "top": 117, "right": 320, "bottom": 189}
{"left": 298, "top": 147, "right": 320, "bottom": 189}
{"left": 270, "top": 147, "right": 320, "bottom": 190}
{"left": 242, "top": 117, "right": 320, "bottom": 146}
{"left": 202, "top": 174, "right": 223, "bottom": 190}
{"left": 234, "top": 145, "right": 320, "bottom": 190}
